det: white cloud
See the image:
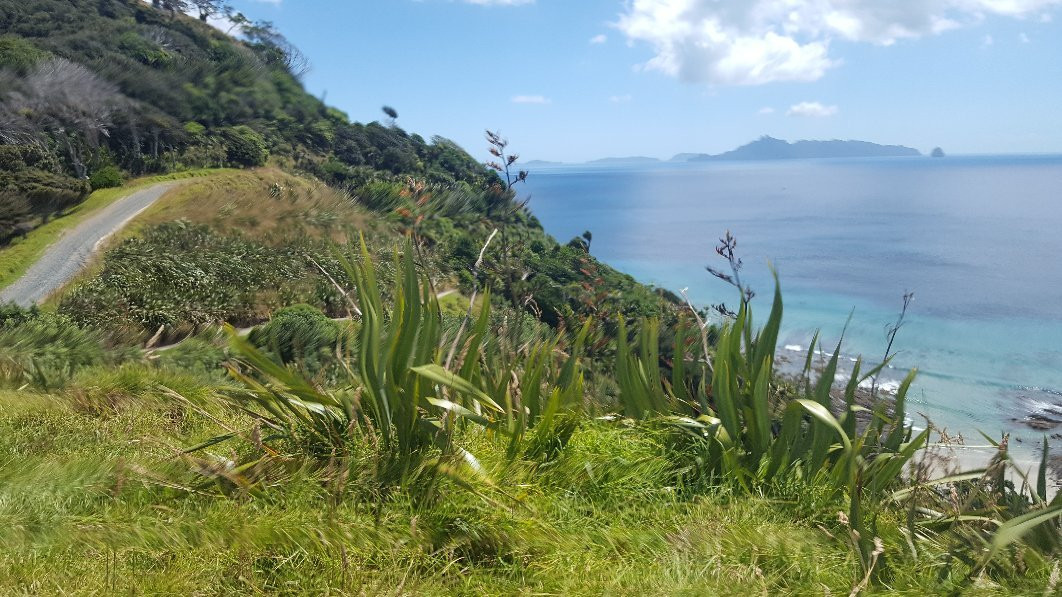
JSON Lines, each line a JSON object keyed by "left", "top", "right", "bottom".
{"left": 1020, "top": 32, "right": 1031, "bottom": 42}
{"left": 758, "top": 106, "right": 775, "bottom": 115}
{"left": 617, "top": 0, "right": 1062, "bottom": 85}
{"left": 590, "top": 34, "right": 608, "bottom": 44}
{"left": 982, "top": 34, "right": 995, "bottom": 46}
{"left": 1042, "top": 12, "right": 1054, "bottom": 21}
{"left": 787, "top": 101, "right": 838, "bottom": 117}
{"left": 511, "top": 95, "right": 551, "bottom": 104}
{"left": 609, "top": 94, "right": 633, "bottom": 103}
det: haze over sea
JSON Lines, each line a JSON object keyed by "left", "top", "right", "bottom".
{"left": 526, "top": 155, "right": 1062, "bottom": 457}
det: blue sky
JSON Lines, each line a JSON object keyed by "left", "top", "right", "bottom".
{"left": 227, "top": 0, "right": 1062, "bottom": 162}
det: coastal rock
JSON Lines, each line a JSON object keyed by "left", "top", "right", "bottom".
{"left": 1016, "top": 414, "right": 1062, "bottom": 431}
{"left": 1012, "top": 388, "right": 1062, "bottom": 431}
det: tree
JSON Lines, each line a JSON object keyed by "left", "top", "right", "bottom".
{"left": 151, "top": 0, "right": 190, "bottom": 14}
{"left": 223, "top": 7, "right": 250, "bottom": 35}
{"left": 242, "top": 20, "right": 310, "bottom": 78}
{"left": 192, "top": 0, "right": 225, "bottom": 22}
{"left": 222, "top": 126, "right": 268, "bottom": 167}
{"left": 382, "top": 105, "right": 398, "bottom": 127}
{"left": 485, "top": 130, "right": 527, "bottom": 189}
{"left": 0, "top": 59, "right": 124, "bottom": 178}
{"left": 0, "top": 35, "right": 49, "bottom": 75}
{"left": 566, "top": 231, "right": 592, "bottom": 253}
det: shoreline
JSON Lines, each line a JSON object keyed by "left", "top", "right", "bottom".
{"left": 776, "top": 350, "right": 1061, "bottom": 493}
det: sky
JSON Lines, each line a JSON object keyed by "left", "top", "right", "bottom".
{"left": 225, "top": 0, "right": 1062, "bottom": 162}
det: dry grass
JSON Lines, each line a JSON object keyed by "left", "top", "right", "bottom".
{"left": 42, "top": 169, "right": 378, "bottom": 308}
{"left": 119, "top": 168, "right": 374, "bottom": 245}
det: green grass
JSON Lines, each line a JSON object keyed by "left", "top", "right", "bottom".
{"left": 0, "top": 169, "right": 229, "bottom": 291}
{"left": 0, "top": 381, "right": 1049, "bottom": 595}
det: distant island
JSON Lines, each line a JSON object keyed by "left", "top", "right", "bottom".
{"left": 685, "top": 136, "right": 921, "bottom": 161}
{"left": 535, "top": 137, "right": 927, "bottom": 165}
{"left": 669, "top": 153, "right": 708, "bottom": 162}
{"left": 588, "top": 156, "right": 661, "bottom": 165}
{"left": 931, "top": 147, "right": 946, "bottom": 158}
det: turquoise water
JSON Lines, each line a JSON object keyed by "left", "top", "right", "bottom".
{"left": 524, "top": 156, "right": 1062, "bottom": 454}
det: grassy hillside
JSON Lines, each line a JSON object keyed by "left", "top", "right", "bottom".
{"left": 1, "top": 3, "right": 1060, "bottom": 595}
{"left": 3, "top": 382, "right": 1045, "bottom": 595}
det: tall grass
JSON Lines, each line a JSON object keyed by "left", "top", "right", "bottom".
{"left": 614, "top": 278, "right": 944, "bottom": 574}
{"left": 192, "top": 237, "right": 590, "bottom": 501}
{"left": 0, "top": 311, "right": 108, "bottom": 389}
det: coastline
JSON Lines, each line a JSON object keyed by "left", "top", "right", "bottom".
{"left": 776, "top": 347, "right": 1061, "bottom": 494}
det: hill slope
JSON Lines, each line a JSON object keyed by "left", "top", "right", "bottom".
{"left": 0, "top": 0, "right": 492, "bottom": 242}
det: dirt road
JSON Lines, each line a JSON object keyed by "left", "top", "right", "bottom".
{"left": 0, "top": 182, "right": 178, "bottom": 306}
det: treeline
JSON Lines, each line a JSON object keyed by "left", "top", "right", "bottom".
{"left": 0, "top": 0, "right": 494, "bottom": 243}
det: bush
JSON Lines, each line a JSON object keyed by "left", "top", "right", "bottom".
{"left": 183, "top": 121, "right": 206, "bottom": 138}
{"left": 0, "top": 312, "right": 107, "bottom": 389}
{"left": 250, "top": 304, "right": 340, "bottom": 365}
{"left": 155, "top": 336, "right": 227, "bottom": 374}
{"left": 0, "top": 34, "right": 48, "bottom": 74}
{"left": 59, "top": 222, "right": 319, "bottom": 335}
{"left": 222, "top": 125, "right": 269, "bottom": 167}
{"left": 0, "top": 303, "right": 39, "bottom": 327}
{"left": 89, "top": 165, "right": 124, "bottom": 190}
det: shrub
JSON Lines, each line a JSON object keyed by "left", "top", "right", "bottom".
{"left": 222, "top": 125, "right": 269, "bottom": 167}
{"left": 249, "top": 304, "right": 340, "bottom": 365}
{"left": 0, "top": 34, "right": 48, "bottom": 74}
{"left": 0, "top": 312, "right": 107, "bottom": 389}
{"left": 0, "top": 303, "right": 39, "bottom": 327}
{"left": 89, "top": 165, "right": 124, "bottom": 190}
{"left": 155, "top": 336, "right": 228, "bottom": 374}
{"left": 183, "top": 121, "right": 206, "bottom": 138}
{"left": 356, "top": 180, "right": 404, "bottom": 211}
{"left": 0, "top": 148, "right": 90, "bottom": 243}
{"left": 58, "top": 221, "right": 318, "bottom": 336}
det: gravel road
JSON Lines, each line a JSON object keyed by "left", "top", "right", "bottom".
{"left": 0, "top": 182, "right": 179, "bottom": 307}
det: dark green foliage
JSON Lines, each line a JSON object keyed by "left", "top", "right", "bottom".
{"left": 0, "top": 310, "right": 107, "bottom": 388}
{"left": 0, "top": 144, "right": 90, "bottom": 244}
{"left": 249, "top": 303, "right": 340, "bottom": 365}
{"left": 222, "top": 125, "right": 268, "bottom": 167}
{"left": 59, "top": 221, "right": 340, "bottom": 338}
{"left": 0, "top": 33, "right": 47, "bottom": 74}
{"left": 155, "top": 335, "right": 227, "bottom": 374}
{"left": 0, "top": 302, "right": 39, "bottom": 327}
{"left": 89, "top": 165, "right": 124, "bottom": 190}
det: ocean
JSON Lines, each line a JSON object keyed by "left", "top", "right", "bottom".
{"left": 523, "top": 155, "right": 1062, "bottom": 463}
